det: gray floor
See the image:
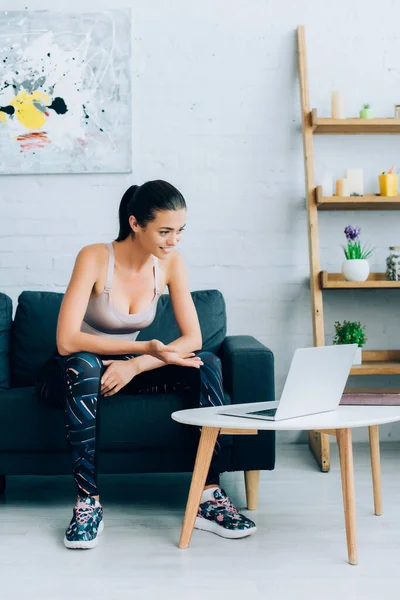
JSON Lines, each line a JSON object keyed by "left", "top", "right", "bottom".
{"left": 1, "top": 443, "right": 400, "bottom": 599}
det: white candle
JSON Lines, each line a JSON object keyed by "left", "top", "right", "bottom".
{"left": 345, "top": 168, "right": 364, "bottom": 195}
{"left": 331, "top": 91, "right": 345, "bottom": 119}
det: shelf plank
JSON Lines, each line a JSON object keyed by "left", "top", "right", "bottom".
{"left": 350, "top": 351, "right": 400, "bottom": 376}
{"left": 315, "top": 186, "right": 400, "bottom": 210}
{"left": 311, "top": 109, "right": 400, "bottom": 134}
{"left": 320, "top": 271, "right": 400, "bottom": 289}
{"left": 351, "top": 362, "right": 400, "bottom": 375}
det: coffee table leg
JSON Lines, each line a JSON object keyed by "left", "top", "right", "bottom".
{"left": 368, "top": 425, "right": 382, "bottom": 516}
{"left": 336, "top": 428, "right": 358, "bottom": 565}
{"left": 178, "top": 426, "right": 220, "bottom": 549}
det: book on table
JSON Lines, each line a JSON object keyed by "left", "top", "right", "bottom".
{"left": 340, "top": 393, "right": 400, "bottom": 406}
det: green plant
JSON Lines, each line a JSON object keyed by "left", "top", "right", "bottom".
{"left": 363, "top": 103, "right": 371, "bottom": 109}
{"left": 333, "top": 320, "right": 367, "bottom": 347}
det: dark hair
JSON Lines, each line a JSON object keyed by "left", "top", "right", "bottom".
{"left": 116, "top": 180, "right": 186, "bottom": 242}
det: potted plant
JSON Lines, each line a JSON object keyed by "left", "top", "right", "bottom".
{"left": 333, "top": 320, "right": 366, "bottom": 365}
{"left": 341, "top": 225, "right": 373, "bottom": 282}
{"left": 360, "top": 103, "right": 374, "bottom": 119}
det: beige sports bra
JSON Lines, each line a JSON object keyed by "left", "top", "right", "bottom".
{"left": 81, "top": 243, "right": 161, "bottom": 341}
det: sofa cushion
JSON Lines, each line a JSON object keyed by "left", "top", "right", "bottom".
{"left": 0, "top": 293, "right": 12, "bottom": 389}
{"left": 0, "top": 386, "right": 232, "bottom": 453}
{"left": 11, "top": 291, "right": 63, "bottom": 387}
{"left": 11, "top": 289, "right": 227, "bottom": 387}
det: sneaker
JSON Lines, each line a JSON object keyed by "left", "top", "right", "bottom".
{"left": 195, "top": 488, "right": 257, "bottom": 539}
{"left": 64, "top": 496, "right": 104, "bottom": 549}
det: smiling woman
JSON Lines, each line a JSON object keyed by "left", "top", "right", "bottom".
{"left": 35, "top": 179, "right": 257, "bottom": 549}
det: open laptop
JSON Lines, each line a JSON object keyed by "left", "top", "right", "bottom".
{"left": 218, "top": 344, "right": 357, "bottom": 421}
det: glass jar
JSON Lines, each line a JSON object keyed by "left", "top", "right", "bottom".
{"left": 386, "top": 247, "right": 400, "bottom": 280}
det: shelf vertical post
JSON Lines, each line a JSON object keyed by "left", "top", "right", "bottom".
{"left": 297, "top": 25, "right": 330, "bottom": 471}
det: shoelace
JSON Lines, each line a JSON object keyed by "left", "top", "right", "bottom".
{"left": 214, "top": 493, "right": 238, "bottom": 514}
{"left": 75, "top": 500, "right": 96, "bottom": 526}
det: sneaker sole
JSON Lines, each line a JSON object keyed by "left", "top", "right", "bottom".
{"left": 194, "top": 517, "right": 257, "bottom": 539}
{"left": 64, "top": 519, "right": 104, "bottom": 549}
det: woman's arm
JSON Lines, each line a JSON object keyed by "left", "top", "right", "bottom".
{"left": 56, "top": 246, "right": 172, "bottom": 359}
{"left": 133, "top": 251, "right": 202, "bottom": 374}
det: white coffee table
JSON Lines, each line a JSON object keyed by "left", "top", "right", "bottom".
{"left": 171, "top": 404, "right": 400, "bottom": 565}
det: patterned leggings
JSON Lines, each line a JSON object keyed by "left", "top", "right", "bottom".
{"left": 36, "top": 351, "right": 224, "bottom": 498}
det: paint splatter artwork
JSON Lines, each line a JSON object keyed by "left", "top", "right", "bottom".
{"left": 0, "top": 10, "right": 131, "bottom": 174}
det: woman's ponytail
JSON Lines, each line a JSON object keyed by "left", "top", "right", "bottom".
{"left": 116, "top": 185, "right": 139, "bottom": 241}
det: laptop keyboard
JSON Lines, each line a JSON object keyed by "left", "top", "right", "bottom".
{"left": 247, "top": 408, "right": 277, "bottom": 417}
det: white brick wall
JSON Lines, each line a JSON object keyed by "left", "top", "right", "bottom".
{"left": 1, "top": 0, "right": 400, "bottom": 442}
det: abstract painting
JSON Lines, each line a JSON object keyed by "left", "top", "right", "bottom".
{"left": 0, "top": 9, "right": 131, "bottom": 174}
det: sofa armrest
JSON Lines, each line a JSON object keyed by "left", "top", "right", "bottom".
{"left": 219, "top": 335, "right": 275, "bottom": 405}
{"left": 0, "top": 293, "right": 12, "bottom": 390}
{"left": 218, "top": 335, "right": 276, "bottom": 472}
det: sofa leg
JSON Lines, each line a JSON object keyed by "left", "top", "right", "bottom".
{"left": 0, "top": 475, "right": 5, "bottom": 494}
{"left": 244, "top": 470, "right": 260, "bottom": 510}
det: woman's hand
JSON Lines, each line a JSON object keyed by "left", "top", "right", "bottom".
{"left": 145, "top": 339, "right": 181, "bottom": 362}
{"left": 161, "top": 351, "right": 204, "bottom": 368}
{"left": 146, "top": 340, "right": 203, "bottom": 368}
{"left": 101, "top": 359, "right": 138, "bottom": 397}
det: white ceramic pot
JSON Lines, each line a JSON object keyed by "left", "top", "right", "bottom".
{"left": 353, "top": 346, "right": 362, "bottom": 365}
{"left": 342, "top": 259, "right": 370, "bottom": 282}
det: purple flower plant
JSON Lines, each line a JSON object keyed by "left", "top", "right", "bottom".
{"left": 344, "top": 225, "right": 361, "bottom": 242}
{"left": 342, "top": 225, "right": 373, "bottom": 260}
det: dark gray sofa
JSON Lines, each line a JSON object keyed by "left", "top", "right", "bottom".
{"left": 0, "top": 289, "right": 275, "bottom": 503}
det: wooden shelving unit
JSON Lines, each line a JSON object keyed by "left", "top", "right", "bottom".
{"left": 297, "top": 25, "right": 400, "bottom": 473}
{"left": 315, "top": 186, "right": 400, "bottom": 211}
{"left": 320, "top": 272, "right": 400, "bottom": 289}
{"left": 311, "top": 110, "right": 400, "bottom": 134}
{"left": 350, "top": 351, "right": 400, "bottom": 375}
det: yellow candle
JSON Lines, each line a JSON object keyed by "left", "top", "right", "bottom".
{"left": 379, "top": 174, "right": 398, "bottom": 197}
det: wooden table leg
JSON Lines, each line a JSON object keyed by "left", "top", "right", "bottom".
{"left": 368, "top": 425, "right": 382, "bottom": 516}
{"left": 178, "top": 426, "right": 220, "bottom": 549}
{"left": 336, "top": 428, "right": 358, "bottom": 565}
{"left": 244, "top": 470, "right": 260, "bottom": 510}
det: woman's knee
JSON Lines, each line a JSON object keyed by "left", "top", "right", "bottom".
{"left": 197, "top": 351, "right": 222, "bottom": 372}
{"left": 63, "top": 352, "right": 103, "bottom": 380}
{"left": 197, "top": 350, "right": 221, "bottom": 363}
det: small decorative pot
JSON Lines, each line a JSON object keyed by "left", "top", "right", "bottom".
{"left": 360, "top": 108, "right": 374, "bottom": 119}
{"left": 353, "top": 346, "right": 362, "bottom": 365}
{"left": 342, "top": 259, "right": 370, "bottom": 282}
{"left": 386, "top": 246, "right": 400, "bottom": 280}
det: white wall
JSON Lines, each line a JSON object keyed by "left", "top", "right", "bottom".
{"left": 2, "top": 0, "right": 400, "bottom": 442}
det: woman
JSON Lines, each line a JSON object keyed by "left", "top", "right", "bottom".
{"left": 36, "top": 180, "right": 256, "bottom": 549}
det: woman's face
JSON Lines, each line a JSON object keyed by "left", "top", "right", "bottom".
{"left": 132, "top": 209, "right": 187, "bottom": 259}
